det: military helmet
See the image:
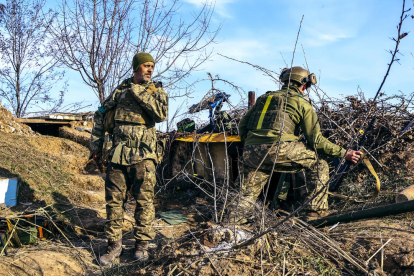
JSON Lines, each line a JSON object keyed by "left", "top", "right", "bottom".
{"left": 280, "top": 66, "right": 317, "bottom": 88}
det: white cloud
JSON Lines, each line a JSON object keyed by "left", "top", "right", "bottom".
{"left": 183, "top": 0, "right": 237, "bottom": 18}
{"left": 304, "top": 31, "right": 351, "bottom": 47}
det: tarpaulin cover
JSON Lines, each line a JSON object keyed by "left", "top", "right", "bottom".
{"left": 158, "top": 210, "right": 189, "bottom": 225}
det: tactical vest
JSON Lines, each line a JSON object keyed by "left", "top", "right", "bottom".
{"left": 246, "top": 90, "right": 297, "bottom": 135}
{"left": 113, "top": 80, "right": 156, "bottom": 127}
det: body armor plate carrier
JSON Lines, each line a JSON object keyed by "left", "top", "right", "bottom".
{"left": 114, "top": 82, "right": 155, "bottom": 127}
{"left": 247, "top": 91, "right": 297, "bottom": 135}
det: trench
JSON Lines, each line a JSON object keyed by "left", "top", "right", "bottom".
{"left": 25, "top": 123, "right": 68, "bottom": 137}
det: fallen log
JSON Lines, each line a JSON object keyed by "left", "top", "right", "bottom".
{"left": 396, "top": 185, "right": 414, "bottom": 203}
{"left": 308, "top": 199, "right": 414, "bottom": 227}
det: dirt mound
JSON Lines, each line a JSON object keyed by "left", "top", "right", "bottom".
{"left": 59, "top": 126, "right": 91, "bottom": 148}
{"left": 0, "top": 105, "right": 36, "bottom": 136}
{"left": 0, "top": 250, "right": 84, "bottom": 276}
{"left": 59, "top": 121, "right": 93, "bottom": 148}
{"left": 0, "top": 131, "right": 104, "bottom": 206}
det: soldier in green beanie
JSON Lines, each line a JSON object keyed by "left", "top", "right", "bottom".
{"left": 132, "top": 52, "right": 155, "bottom": 72}
{"left": 90, "top": 52, "right": 168, "bottom": 265}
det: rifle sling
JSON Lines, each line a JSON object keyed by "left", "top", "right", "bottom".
{"left": 361, "top": 150, "right": 381, "bottom": 198}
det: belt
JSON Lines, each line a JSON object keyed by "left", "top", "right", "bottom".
{"left": 111, "top": 139, "right": 153, "bottom": 164}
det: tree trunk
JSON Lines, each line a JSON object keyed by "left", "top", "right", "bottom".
{"left": 97, "top": 82, "right": 105, "bottom": 105}
{"left": 16, "top": 69, "right": 21, "bottom": 118}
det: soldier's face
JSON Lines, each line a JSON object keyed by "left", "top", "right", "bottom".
{"left": 134, "top": 62, "right": 154, "bottom": 83}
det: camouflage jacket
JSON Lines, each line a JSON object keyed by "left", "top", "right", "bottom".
{"left": 90, "top": 78, "right": 168, "bottom": 165}
{"left": 239, "top": 85, "right": 344, "bottom": 158}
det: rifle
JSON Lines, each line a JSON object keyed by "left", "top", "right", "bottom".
{"left": 329, "top": 116, "right": 377, "bottom": 191}
{"left": 399, "top": 116, "right": 414, "bottom": 136}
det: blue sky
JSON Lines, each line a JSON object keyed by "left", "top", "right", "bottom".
{"left": 1, "top": 0, "right": 413, "bottom": 130}
{"left": 163, "top": 0, "right": 414, "bottom": 130}
{"left": 184, "top": 0, "right": 413, "bottom": 98}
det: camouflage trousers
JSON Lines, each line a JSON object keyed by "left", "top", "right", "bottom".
{"left": 105, "top": 160, "right": 156, "bottom": 242}
{"left": 240, "top": 141, "right": 329, "bottom": 211}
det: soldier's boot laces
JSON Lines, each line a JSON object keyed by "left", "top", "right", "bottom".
{"left": 99, "top": 240, "right": 122, "bottom": 266}
{"left": 134, "top": 241, "right": 149, "bottom": 262}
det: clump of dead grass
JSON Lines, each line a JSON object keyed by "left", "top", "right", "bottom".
{"left": 0, "top": 131, "right": 101, "bottom": 205}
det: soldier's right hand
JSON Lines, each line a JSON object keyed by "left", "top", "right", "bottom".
{"left": 345, "top": 149, "right": 362, "bottom": 164}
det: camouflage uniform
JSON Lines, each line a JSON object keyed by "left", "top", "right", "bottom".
{"left": 237, "top": 85, "right": 344, "bottom": 212}
{"left": 90, "top": 77, "right": 168, "bottom": 242}
{"left": 240, "top": 142, "right": 329, "bottom": 211}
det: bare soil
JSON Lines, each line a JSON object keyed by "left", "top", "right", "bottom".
{"left": 0, "top": 250, "right": 84, "bottom": 276}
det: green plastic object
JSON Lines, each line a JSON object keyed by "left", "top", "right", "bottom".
{"left": 177, "top": 118, "right": 195, "bottom": 132}
{"left": 16, "top": 227, "right": 37, "bottom": 244}
{"left": 158, "top": 210, "right": 189, "bottom": 225}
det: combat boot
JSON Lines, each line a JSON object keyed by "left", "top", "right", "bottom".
{"left": 99, "top": 240, "right": 122, "bottom": 266}
{"left": 134, "top": 241, "right": 149, "bottom": 262}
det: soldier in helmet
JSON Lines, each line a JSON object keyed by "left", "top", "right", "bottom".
{"left": 235, "top": 66, "right": 361, "bottom": 221}
{"left": 90, "top": 53, "right": 168, "bottom": 265}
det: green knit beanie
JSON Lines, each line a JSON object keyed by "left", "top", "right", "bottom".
{"left": 132, "top": 53, "right": 155, "bottom": 72}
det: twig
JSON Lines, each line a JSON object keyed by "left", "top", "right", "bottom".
{"left": 380, "top": 233, "right": 384, "bottom": 272}
{"left": 219, "top": 127, "right": 230, "bottom": 222}
{"left": 331, "top": 225, "right": 414, "bottom": 235}
{"left": 217, "top": 54, "right": 280, "bottom": 83}
{"left": 0, "top": 218, "right": 20, "bottom": 256}
{"left": 365, "top": 238, "right": 392, "bottom": 266}
{"left": 186, "top": 226, "right": 222, "bottom": 276}
{"left": 167, "top": 265, "right": 178, "bottom": 276}
{"left": 177, "top": 264, "right": 196, "bottom": 276}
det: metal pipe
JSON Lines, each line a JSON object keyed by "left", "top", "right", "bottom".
{"left": 248, "top": 91, "right": 255, "bottom": 109}
{"left": 308, "top": 199, "right": 414, "bottom": 227}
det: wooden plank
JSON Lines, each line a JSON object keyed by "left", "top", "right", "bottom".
{"left": 32, "top": 115, "right": 82, "bottom": 120}
{"left": 16, "top": 118, "right": 72, "bottom": 125}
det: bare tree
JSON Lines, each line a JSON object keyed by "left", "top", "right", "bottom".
{"left": 51, "top": 0, "right": 135, "bottom": 104}
{"left": 51, "top": 0, "right": 220, "bottom": 104}
{"left": 135, "top": 0, "right": 220, "bottom": 98}
{"left": 0, "top": 0, "right": 66, "bottom": 118}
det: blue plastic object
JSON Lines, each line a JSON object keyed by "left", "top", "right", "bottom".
{"left": 208, "top": 94, "right": 228, "bottom": 118}
{"left": 98, "top": 106, "right": 106, "bottom": 114}
{"left": 0, "top": 178, "right": 18, "bottom": 207}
